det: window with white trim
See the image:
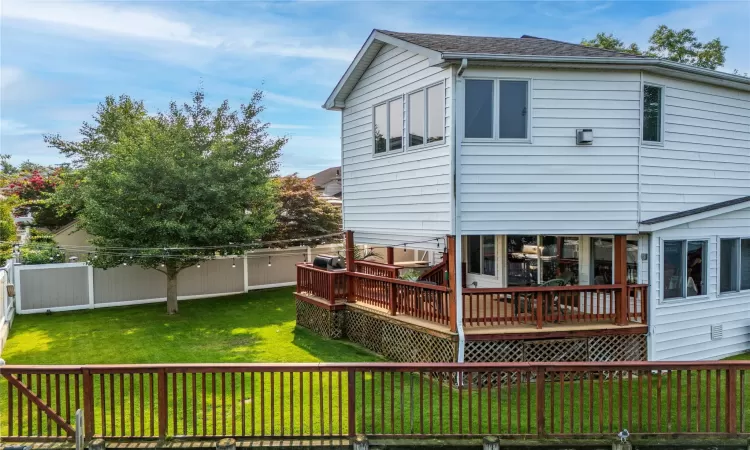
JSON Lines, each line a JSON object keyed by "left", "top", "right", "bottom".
{"left": 643, "top": 84, "right": 663, "bottom": 143}
{"left": 408, "top": 82, "right": 444, "bottom": 147}
{"left": 464, "top": 79, "right": 529, "bottom": 140}
{"left": 467, "top": 235, "right": 495, "bottom": 276}
{"left": 663, "top": 239, "right": 707, "bottom": 300}
{"left": 720, "top": 238, "right": 750, "bottom": 293}
{"left": 373, "top": 97, "right": 403, "bottom": 155}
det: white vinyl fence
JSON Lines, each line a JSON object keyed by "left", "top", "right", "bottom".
{"left": 0, "top": 260, "right": 15, "bottom": 356}
{"left": 13, "top": 245, "right": 339, "bottom": 315}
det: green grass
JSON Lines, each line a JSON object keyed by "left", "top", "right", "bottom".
{"left": 2, "top": 287, "right": 377, "bottom": 364}
{"left": 1, "top": 288, "right": 749, "bottom": 438}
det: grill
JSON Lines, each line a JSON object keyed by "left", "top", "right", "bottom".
{"left": 312, "top": 254, "right": 344, "bottom": 270}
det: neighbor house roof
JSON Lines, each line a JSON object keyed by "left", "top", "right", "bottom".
{"left": 639, "top": 196, "right": 750, "bottom": 231}
{"left": 324, "top": 29, "right": 750, "bottom": 110}
{"left": 377, "top": 30, "right": 644, "bottom": 59}
{"left": 308, "top": 166, "right": 341, "bottom": 189}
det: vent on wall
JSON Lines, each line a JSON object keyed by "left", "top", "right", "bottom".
{"left": 711, "top": 324, "right": 723, "bottom": 341}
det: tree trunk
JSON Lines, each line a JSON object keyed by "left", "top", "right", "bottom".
{"left": 166, "top": 266, "right": 179, "bottom": 314}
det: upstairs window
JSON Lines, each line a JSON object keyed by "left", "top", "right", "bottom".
{"left": 408, "top": 82, "right": 444, "bottom": 147}
{"left": 643, "top": 84, "right": 663, "bottom": 143}
{"left": 465, "top": 79, "right": 529, "bottom": 140}
{"left": 373, "top": 97, "right": 403, "bottom": 155}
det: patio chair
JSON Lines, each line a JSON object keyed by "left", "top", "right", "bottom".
{"left": 512, "top": 278, "right": 566, "bottom": 322}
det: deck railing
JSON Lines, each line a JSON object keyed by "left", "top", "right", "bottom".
{"left": 353, "top": 260, "right": 400, "bottom": 278}
{"left": 417, "top": 260, "right": 447, "bottom": 285}
{"left": 463, "top": 284, "right": 647, "bottom": 329}
{"left": 349, "top": 272, "right": 451, "bottom": 326}
{"left": 295, "top": 264, "right": 347, "bottom": 303}
{"left": 2, "top": 361, "right": 748, "bottom": 440}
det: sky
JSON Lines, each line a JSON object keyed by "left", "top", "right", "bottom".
{"left": 1, "top": 0, "right": 748, "bottom": 177}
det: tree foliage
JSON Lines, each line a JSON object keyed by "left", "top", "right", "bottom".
{"left": 6, "top": 166, "right": 77, "bottom": 229}
{"left": 261, "top": 175, "right": 341, "bottom": 245}
{"left": 582, "top": 25, "right": 727, "bottom": 69}
{"left": 47, "top": 89, "right": 284, "bottom": 313}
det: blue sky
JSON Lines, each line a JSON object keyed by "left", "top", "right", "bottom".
{"left": 1, "top": 0, "right": 748, "bottom": 176}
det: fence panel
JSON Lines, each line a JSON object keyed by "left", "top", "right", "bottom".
{"left": 3, "top": 362, "right": 749, "bottom": 440}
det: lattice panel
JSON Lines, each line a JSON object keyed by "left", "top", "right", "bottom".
{"left": 345, "top": 310, "right": 455, "bottom": 363}
{"left": 524, "top": 338, "right": 589, "bottom": 362}
{"left": 295, "top": 298, "right": 344, "bottom": 339}
{"left": 589, "top": 334, "right": 647, "bottom": 362}
{"left": 464, "top": 340, "right": 525, "bottom": 363}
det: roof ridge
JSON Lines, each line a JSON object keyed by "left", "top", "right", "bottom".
{"left": 376, "top": 29, "right": 518, "bottom": 42}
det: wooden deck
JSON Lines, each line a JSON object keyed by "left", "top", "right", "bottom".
{"left": 342, "top": 297, "right": 646, "bottom": 340}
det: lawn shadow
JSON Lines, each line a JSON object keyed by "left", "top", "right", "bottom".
{"left": 290, "top": 327, "right": 382, "bottom": 363}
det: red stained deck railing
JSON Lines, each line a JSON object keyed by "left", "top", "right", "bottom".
{"left": 2, "top": 361, "right": 748, "bottom": 440}
{"left": 353, "top": 260, "right": 400, "bottom": 278}
{"left": 463, "top": 284, "right": 647, "bottom": 329}
{"left": 295, "top": 264, "right": 347, "bottom": 303}
{"left": 417, "top": 260, "right": 447, "bottom": 286}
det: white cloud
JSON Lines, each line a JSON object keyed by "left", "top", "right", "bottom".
{"left": 0, "top": 119, "right": 46, "bottom": 136}
{"left": 264, "top": 92, "right": 322, "bottom": 110}
{"left": 0, "top": 66, "right": 23, "bottom": 89}
{"left": 1, "top": 0, "right": 356, "bottom": 62}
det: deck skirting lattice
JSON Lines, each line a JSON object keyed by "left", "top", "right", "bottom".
{"left": 295, "top": 295, "right": 647, "bottom": 365}
{"left": 295, "top": 298, "right": 345, "bottom": 339}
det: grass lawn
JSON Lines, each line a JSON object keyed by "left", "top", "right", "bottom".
{"left": 1, "top": 287, "right": 748, "bottom": 437}
{"left": 2, "top": 287, "right": 377, "bottom": 364}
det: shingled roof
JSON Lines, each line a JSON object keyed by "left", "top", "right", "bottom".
{"left": 376, "top": 30, "right": 646, "bottom": 59}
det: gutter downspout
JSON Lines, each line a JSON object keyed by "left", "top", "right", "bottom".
{"left": 454, "top": 58, "right": 468, "bottom": 362}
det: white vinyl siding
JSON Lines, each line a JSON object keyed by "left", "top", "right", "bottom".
{"left": 649, "top": 206, "right": 750, "bottom": 361}
{"left": 640, "top": 74, "right": 750, "bottom": 221}
{"left": 341, "top": 44, "right": 452, "bottom": 249}
{"left": 459, "top": 68, "right": 641, "bottom": 235}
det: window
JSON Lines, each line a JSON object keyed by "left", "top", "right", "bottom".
{"left": 499, "top": 80, "right": 528, "bottom": 139}
{"left": 663, "top": 239, "right": 707, "bottom": 300}
{"left": 643, "top": 84, "right": 663, "bottom": 143}
{"left": 591, "top": 238, "right": 613, "bottom": 285}
{"left": 541, "top": 236, "right": 579, "bottom": 285}
{"left": 464, "top": 79, "right": 529, "bottom": 140}
{"left": 372, "top": 97, "right": 403, "bottom": 155}
{"left": 408, "top": 83, "right": 444, "bottom": 148}
{"left": 507, "top": 235, "right": 538, "bottom": 286}
{"left": 467, "top": 235, "right": 495, "bottom": 276}
{"left": 465, "top": 79, "right": 493, "bottom": 138}
{"left": 720, "top": 238, "right": 750, "bottom": 293}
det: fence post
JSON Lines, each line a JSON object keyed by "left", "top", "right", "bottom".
{"left": 347, "top": 368, "right": 357, "bottom": 437}
{"left": 82, "top": 369, "right": 95, "bottom": 441}
{"left": 328, "top": 272, "right": 336, "bottom": 304}
{"left": 158, "top": 368, "right": 167, "bottom": 441}
{"left": 727, "top": 367, "right": 737, "bottom": 434}
{"left": 536, "top": 366, "right": 545, "bottom": 437}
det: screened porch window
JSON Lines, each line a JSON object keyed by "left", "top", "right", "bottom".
{"left": 467, "top": 235, "right": 495, "bottom": 276}
{"left": 590, "top": 238, "right": 639, "bottom": 285}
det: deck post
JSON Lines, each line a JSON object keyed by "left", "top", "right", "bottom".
{"left": 614, "top": 235, "right": 628, "bottom": 326}
{"left": 386, "top": 247, "right": 394, "bottom": 265}
{"left": 345, "top": 230, "right": 356, "bottom": 303}
{"left": 446, "top": 235, "right": 458, "bottom": 332}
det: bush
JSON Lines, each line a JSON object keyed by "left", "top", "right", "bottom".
{"left": 20, "top": 243, "right": 64, "bottom": 265}
{"left": 28, "top": 229, "right": 55, "bottom": 244}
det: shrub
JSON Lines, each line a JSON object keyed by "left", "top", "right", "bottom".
{"left": 21, "top": 243, "right": 64, "bottom": 265}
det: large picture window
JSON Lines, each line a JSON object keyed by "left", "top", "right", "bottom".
{"left": 720, "top": 238, "right": 750, "bottom": 293}
{"left": 373, "top": 97, "right": 403, "bottom": 155}
{"left": 467, "top": 235, "right": 495, "bottom": 276}
{"left": 464, "top": 79, "right": 529, "bottom": 140}
{"left": 506, "top": 235, "right": 581, "bottom": 286}
{"left": 643, "top": 84, "right": 663, "bottom": 143}
{"left": 663, "top": 239, "right": 707, "bottom": 300}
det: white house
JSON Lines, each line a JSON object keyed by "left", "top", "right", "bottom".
{"left": 310, "top": 30, "right": 750, "bottom": 362}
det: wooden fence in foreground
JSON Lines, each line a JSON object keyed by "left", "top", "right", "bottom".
{"left": 2, "top": 362, "right": 749, "bottom": 441}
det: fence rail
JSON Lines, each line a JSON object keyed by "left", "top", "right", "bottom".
{"left": 353, "top": 261, "right": 400, "bottom": 279}
{"left": 2, "top": 362, "right": 750, "bottom": 440}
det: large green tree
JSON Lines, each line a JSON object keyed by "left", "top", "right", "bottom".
{"left": 47, "top": 90, "right": 284, "bottom": 314}
{"left": 582, "top": 25, "right": 727, "bottom": 69}
{"left": 261, "top": 175, "right": 341, "bottom": 245}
